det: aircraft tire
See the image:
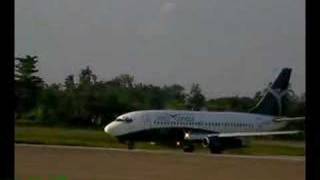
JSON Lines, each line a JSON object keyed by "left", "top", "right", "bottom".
{"left": 209, "top": 147, "right": 223, "bottom": 154}
{"left": 183, "top": 144, "right": 195, "bottom": 153}
{"left": 127, "top": 141, "right": 135, "bottom": 150}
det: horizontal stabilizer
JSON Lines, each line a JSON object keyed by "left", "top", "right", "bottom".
{"left": 208, "top": 130, "right": 301, "bottom": 138}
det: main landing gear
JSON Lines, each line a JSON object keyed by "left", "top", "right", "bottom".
{"left": 182, "top": 143, "right": 195, "bottom": 153}
{"left": 208, "top": 146, "right": 223, "bottom": 154}
{"left": 127, "top": 140, "right": 135, "bottom": 150}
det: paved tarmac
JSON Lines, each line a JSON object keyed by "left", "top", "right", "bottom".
{"left": 15, "top": 144, "right": 305, "bottom": 180}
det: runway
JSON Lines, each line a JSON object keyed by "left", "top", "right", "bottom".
{"left": 15, "top": 144, "right": 305, "bottom": 180}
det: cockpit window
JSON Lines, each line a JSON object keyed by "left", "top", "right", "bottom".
{"left": 124, "top": 118, "right": 133, "bottom": 123}
{"left": 116, "top": 118, "right": 133, "bottom": 123}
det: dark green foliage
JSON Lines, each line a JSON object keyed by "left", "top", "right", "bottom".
{"left": 15, "top": 55, "right": 44, "bottom": 115}
{"left": 109, "top": 74, "right": 134, "bottom": 88}
{"left": 278, "top": 91, "right": 305, "bottom": 140}
{"left": 207, "top": 96, "right": 256, "bottom": 112}
{"left": 15, "top": 55, "right": 305, "bottom": 130}
{"left": 186, "top": 83, "right": 206, "bottom": 111}
{"left": 15, "top": 60, "right": 191, "bottom": 127}
{"left": 64, "top": 74, "right": 75, "bottom": 90}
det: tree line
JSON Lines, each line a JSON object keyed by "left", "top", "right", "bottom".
{"left": 15, "top": 55, "right": 305, "bottom": 130}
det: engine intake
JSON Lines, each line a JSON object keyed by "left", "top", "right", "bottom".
{"left": 202, "top": 136, "right": 222, "bottom": 152}
{"left": 202, "top": 137, "right": 210, "bottom": 147}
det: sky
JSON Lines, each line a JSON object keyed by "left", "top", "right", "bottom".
{"left": 15, "top": 0, "right": 305, "bottom": 98}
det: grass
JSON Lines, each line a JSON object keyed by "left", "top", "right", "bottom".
{"left": 224, "top": 144, "right": 305, "bottom": 156}
{"left": 16, "top": 126, "right": 123, "bottom": 148}
{"left": 15, "top": 125, "right": 305, "bottom": 156}
{"left": 15, "top": 126, "right": 169, "bottom": 150}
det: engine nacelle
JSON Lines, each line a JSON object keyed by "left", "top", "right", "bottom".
{"left": 202, "top": 136, "right": 221, "bottom": 148}
{"left": 202, "top": 137, "right": 210, "bottom": 147}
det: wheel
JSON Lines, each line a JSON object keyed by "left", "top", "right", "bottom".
{"left": 209, "top": 146, "right": 223, "bottom": 154}
{"left": 183, "top": 144, "right": 195, "bottom": 153}
{"left": 127, "top": 141, "right": 135, "bottom": 150}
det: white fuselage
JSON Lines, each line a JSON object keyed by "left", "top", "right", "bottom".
{"left": 104, "top": 110, "right": 287, "bottom": 138}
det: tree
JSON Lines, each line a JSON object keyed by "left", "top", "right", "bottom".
{"left": 79, "top": 66, "right": 97, "bottom": 87}
{"left": 64, "top": 74, "right": 76, "bottom": 90}
{"left": 15, "top": 55, "right": 44, "bottom": 114}
{"left": 186, "top": 83, "right": 205, "bottom": 111}
{"left": 36, "top": 84, "right": 63, "bottom": 123}
{"left": 165, "top": 99, "right": 187, "bottom": 110}
{"left": 163, "top": 84, "right": 186, "bottom": 100}
{"left": 108, "top": 74, "right": 134, "bottom": 88}
{"left": 206, "top": 97, "right": 255, "bottom": 112}
{"left": 15, "top": 55, "right": 43, "bottom": 84}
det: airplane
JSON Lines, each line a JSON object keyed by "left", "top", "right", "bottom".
{"left": 104, "top": 68, "right": 305, "bottom": 153}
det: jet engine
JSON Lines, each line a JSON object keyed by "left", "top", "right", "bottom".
{"left": 202, "top": 136, "right": 223, "bottom": 153}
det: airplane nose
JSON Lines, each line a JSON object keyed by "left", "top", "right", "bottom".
{"left": 104, "top": 121, "right": 124, "bottom": 137}
{"left": 104, "top": 125, "right": 109, "bottom": 133}
{"left": 104, "top": 122, "right": 116, "bottom": 135}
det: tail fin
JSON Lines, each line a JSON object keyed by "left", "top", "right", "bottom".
{"left": 250, "top": 68, "right": 292, "bottom": 116}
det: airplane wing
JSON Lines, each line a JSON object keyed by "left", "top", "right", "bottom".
{"left": 184, "top": 130, "right": 301, "bottom": 140}
{"left": 208, "top": 130, "right": 301, "bottom": 138}
{"left": 273, "top": 116, "right": 305, "bottom": 122}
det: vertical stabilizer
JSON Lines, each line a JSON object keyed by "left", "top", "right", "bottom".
{"left": 250, "top": 68, "right": 292, "bottom": 116}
